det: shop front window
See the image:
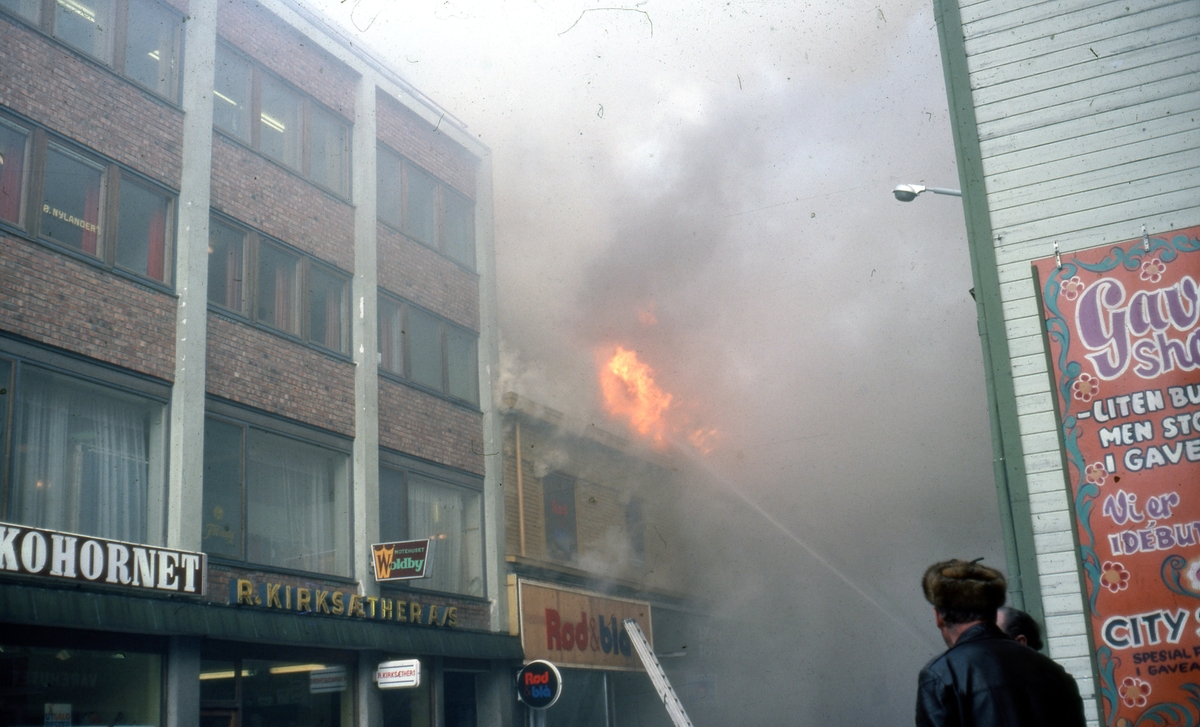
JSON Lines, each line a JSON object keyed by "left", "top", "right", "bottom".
{"left": 200, "top": 658, "right": 353, "bottom": 727}
{"left": 0, "top": 645, "right": 162, "bottom": 727}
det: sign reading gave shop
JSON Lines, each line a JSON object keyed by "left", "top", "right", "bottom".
{"left": 1034, "top": 225, "right": 1200, "bottom": 725}
{"left": 518, "top": 579, "right": 651, "bottom": 670}
{"left": 0, "top": 521, "right": 206, "bottom": 595}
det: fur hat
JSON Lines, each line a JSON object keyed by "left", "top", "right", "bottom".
{"left": 922, "top": 559, "right": 1007, "bottom": 613}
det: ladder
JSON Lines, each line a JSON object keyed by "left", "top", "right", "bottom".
{"left": 623, "top": 618, "right": 695, "bottom": 727}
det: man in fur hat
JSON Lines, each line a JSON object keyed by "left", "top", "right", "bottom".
{"left": 916, "top": 559, "right": 1086, "bottom": 727}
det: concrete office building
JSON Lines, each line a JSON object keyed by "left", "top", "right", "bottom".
{"left": 934, "top": 0, "right": 1199, "bottom": 724}
{"left": 0, "top": 1, "right": 520, "bottom": 726}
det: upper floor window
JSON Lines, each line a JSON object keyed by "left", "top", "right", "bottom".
{"left": 0, "top": 110, "right": 175, "bottom": 285}
{"left": 625, "top": 498, "right": 645, "bottom": 563}
{"left": 213, "top": 44, "right": 351, "bottom": 198}
{"left": 378, "top": 293, "right": 478, "bottom": 405}
{"left": 379, "top": 463, "right": 483, "bottom": 597}
{"left": 202, "top": 413, "right": 352, "bottom": 577}
{"left": 207, "top": 215, "right": 350, "bottom": 355}
{"left": 376, "top": 145, "right": 475, "bottom": 269}
{"left": 0, "top": 349, "right": 168, "bottom": 546}
{"left": 0, "top": 0, "right": 182, "bottom": 101}
{"left": 543, "top": 473, "right": 578, "bottom": 562}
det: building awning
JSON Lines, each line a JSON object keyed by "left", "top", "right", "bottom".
{"left": 0, "top": 580, "right": 523, "bottom": 660}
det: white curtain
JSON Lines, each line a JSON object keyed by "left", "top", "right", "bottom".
{"left": 12, "top": 366, "right": 157, "bottom": 543}
{"left": 408, "top": 476, "right": 482, "bottom": 596}
{"left": 246, "top": 431, "right": 348, "bottom": 576}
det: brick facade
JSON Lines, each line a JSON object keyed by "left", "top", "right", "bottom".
{"left": 378, "top": 378, "right": 484, "bottom": 475}
{"left": 206, "top": 314, "right": 355, "bottom": 436}
{"left": 376, "top": 91, "right": 476, "bottom": 199}
{"left": 210, "top": 136, "right": 355, "bottom": 271}
{"left": 0, "top": 235, "right": 177, "bottom": 380}
{"left": 0, "top": 16, "right": 184, "bottom": 189}
{"left": 217, "top": 0, "right": 358, "bottom": 121}
{"left": 378, "top": 224, "right": 480, "bottom": 330}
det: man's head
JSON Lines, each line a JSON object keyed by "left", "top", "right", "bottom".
{"left": 923, "top": 559, "right": 1007, "bottom": 645}
{"left": 998, "top": 606, "right": 1043, "bottom": 650}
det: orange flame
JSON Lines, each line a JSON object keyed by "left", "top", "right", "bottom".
{"left": 600, "top": 346, "right": 672, "bottom": 443}
{"left": 599, "top": 346, "right": 719, "bottom": 453}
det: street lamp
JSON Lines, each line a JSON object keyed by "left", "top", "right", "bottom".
{"left": 892, "top": 184, "right": 962, "bottom": 202}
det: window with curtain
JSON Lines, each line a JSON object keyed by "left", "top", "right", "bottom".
{"left": 378, "top": 297, "right": 404, "bottom": 376}
{"left": 0, "top": 120, "right": 29, "bottom": 225}
{"left": 9, "top": 364, "right": 166, "bottom": 544}
{"left": 41, "top": 145, "right": 103, "bottom": 256}
{"left": 375, "top": 145, "right": 475, "bottom": 271}
{"left": 256, "top": 241, "right": 300, "bottom": 335}
{"left": 115, "top": 177, "right": 170, "bottom": 282}
{"left": 201, "top": 414, "right": 351, "bottom": 577}
{"left": 403, "top": 474, "right": 483, "bottom": 597}
{"left": 308, "top": 265, "right": 348, "bottom": 354}
{"left": 376, "top": 292, "right": 480, "bottom": 406}
{"left": 246, "top": 429, "right": 350, "bottom": 576}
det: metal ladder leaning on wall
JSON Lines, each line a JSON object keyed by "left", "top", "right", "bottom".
{"left": 623, "top": 618, "right": 695, "bottom": 727}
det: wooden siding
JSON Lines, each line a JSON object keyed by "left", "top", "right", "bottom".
{"left": 951, "top": 0, "right": 1200, "bottom": 724}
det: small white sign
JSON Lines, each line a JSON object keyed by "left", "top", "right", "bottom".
{"left": 376, "top": 659, "right": 421, "bottom": 689}
{"left": 44, "top": 704, "right": 71, "bottom": 727}
{"left": 310, "top": 667, "right": 347, "bottom": 694}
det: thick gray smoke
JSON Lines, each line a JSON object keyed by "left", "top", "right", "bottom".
{"left": 311, "top": 1, "right": 1008, "bottom": 723}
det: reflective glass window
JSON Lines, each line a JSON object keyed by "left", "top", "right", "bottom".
{"left": 446, "top": 327, "right": 477, "bottom": 405}
{"left": 377, "top": 148, "right": 401, "bottom": 228}
{"left": 406, "top": 165, "right": 436, "bottom": 245}
{"left": 443, "top": 192, "right": 473, "bottom": 268}
{"left": 379, "top": 297, "right": 404, "bottom": 376}
{"left": 54, "top": 0, "right": 115, "bottom": 62}
{"left": 0, "top": 0, "right": 40, "bottom": 21}
{"left": 41, "top": 146, "right": 103, "bottom": 256}
{"left": 124, "top": 0, "right": 180, "bottom": 98}
{"left": 406, "top": 307, "right": 442, "bottom": 392}
{"left": 115, "top": 177, "right": 170, "bottom": 282}
{"left": 0, "top": 120, "right": 28, "bottom": 225}
{"left": 213, "top": 47, "right": 251, "bottom": 142}
{"left": 406, "top": 475, "right": 483, "bottom": 597}
{"left": 308, "top": 265, "right": 347, "bottom": 353}
{"left": 310, "top": 106, "right": 348, "bottom": 195}
{"left": 0, "top": 646, "right": 162, "bottom": 727}
{"left": 207, "top": 219, "right": 245, "bottom": 312}
{"left": 201, "top": 417, "right": 244, "bottom": 560}
{"left": 259, "top": 77, "right": 301, "bottom": 169}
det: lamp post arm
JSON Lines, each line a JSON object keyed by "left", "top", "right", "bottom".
{"left": 927, "top": 187, "right": 963, "bottom": 197}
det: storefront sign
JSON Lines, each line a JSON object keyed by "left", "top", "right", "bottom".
{"left": 43, "top": 703, "right": 71, "bottom": 727}
{"left": 0, "top": 521, "right": 206, "bottom": 596}
{"left": 516, "top": 660, "right": 562, "bottom": 709}
{"left": 517, "top": 580, "right": 651, "bottom": 670}
{"left": 1034, "top": 225, "right": 1200, "bottom": 725}
{"left": 376, "top": 659, "right": 421, "bottom": 689}
{"left": 231, "top": 578, "right": 458, "bottom": 627}
{"left": 309, "top": 667, "right": 347, "bottom": 694}
{"left": 371, "top": 539, "right": 431, "bottom": 581}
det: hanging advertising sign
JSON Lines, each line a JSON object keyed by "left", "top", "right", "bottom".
{"left": 376, "top": 660, "right": 421, "bottom": 689}
{"left": 371, "top": 539, "right": 432, "bottom": 581}
{"left": 1034, "top": 225, "right": 1200, "bottom": 725}
{"left": 0, "top": 521, "right": 206, "bottom": 596}
{"left": 517, "top": 579, "right": 651, "bottom": 670}
{"left": 516, "top": 660, "right": 562, "bottom": 709}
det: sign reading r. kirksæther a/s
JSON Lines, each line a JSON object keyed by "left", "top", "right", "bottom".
{"left": 0, "top": 521, "right": 207, "bottom": 595}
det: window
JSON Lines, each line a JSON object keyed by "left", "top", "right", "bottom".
{"left": 200, "top": 656, "right": 353, "bottom": 727}
{"left": 379, "top": 465, "right": 483, "bottom": 597}
{"left": 378, "top": 293, "right": 479, "bottom": 405}
{"left": 0, "top": 111, "right": 176, "bottom": 284}
{"left": 625, "top": 499, "right": 645, "bottom": 563}
{"left": 1, "top": 0, "right": 182, "bottom": 100}
{"left": 207, "top": 215, "right": 350, "bottom": 354}
{"left": 0, "top": 353, "right": 167, "bottom": 546}
{"left": 376, "top": 145, "right": 476, "bottom": 269}
{"left": 202, "top": 414, "right": 351, "bottom": 577}
{"left": 213, "top": 44, "right": 351, "bottom": 197}
{"left": 543, "top": 473, "right": 578, "bottom": 562}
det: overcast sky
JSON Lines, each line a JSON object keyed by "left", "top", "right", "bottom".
{"left": 305, "top": 0, "right": 1007, "bottom": 721}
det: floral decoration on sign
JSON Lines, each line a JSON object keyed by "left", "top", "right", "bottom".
{"left": 1101, "top": 561, "right": 1131, "bottom": 593}
{"left": 1060, "top": 276, "right": 1085, "bottom": 300}
{"left": 1084, "top": 462, "right": 1108, "bottom": 487}
{"left": 1072, "top": 372, "right": 1101, "bottom": 403}
{"left": 1140, "top": 257, "right": 1167, "bottom": 283}
{"left": 1119, "top": 676, "right": 1151, "bottom": 708}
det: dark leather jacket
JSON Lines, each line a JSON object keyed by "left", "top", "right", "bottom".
{"left": 915, "top": 623, "right": 1087, "bottom": 727}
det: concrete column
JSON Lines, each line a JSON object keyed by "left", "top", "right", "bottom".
{"left": 167, "top": 0, "right": 217, "bottom": 552}
{"left": 351, "top": 77, "right": 380, "bottom": 594}
{"left": 475, "top": 151, "right": 508, "bottom": 632}
{"left": 166, "top": 637, "right": 201, "bottom": 727}
{"left": 357, "top": 652, "right": 382, "bottom": 727}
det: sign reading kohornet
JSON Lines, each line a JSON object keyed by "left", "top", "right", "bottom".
{"left": 0, "top": 521, "right": 207, "bottom": 595}
{"left": 371, "top": 539, "right": 432, "bottom": 581}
